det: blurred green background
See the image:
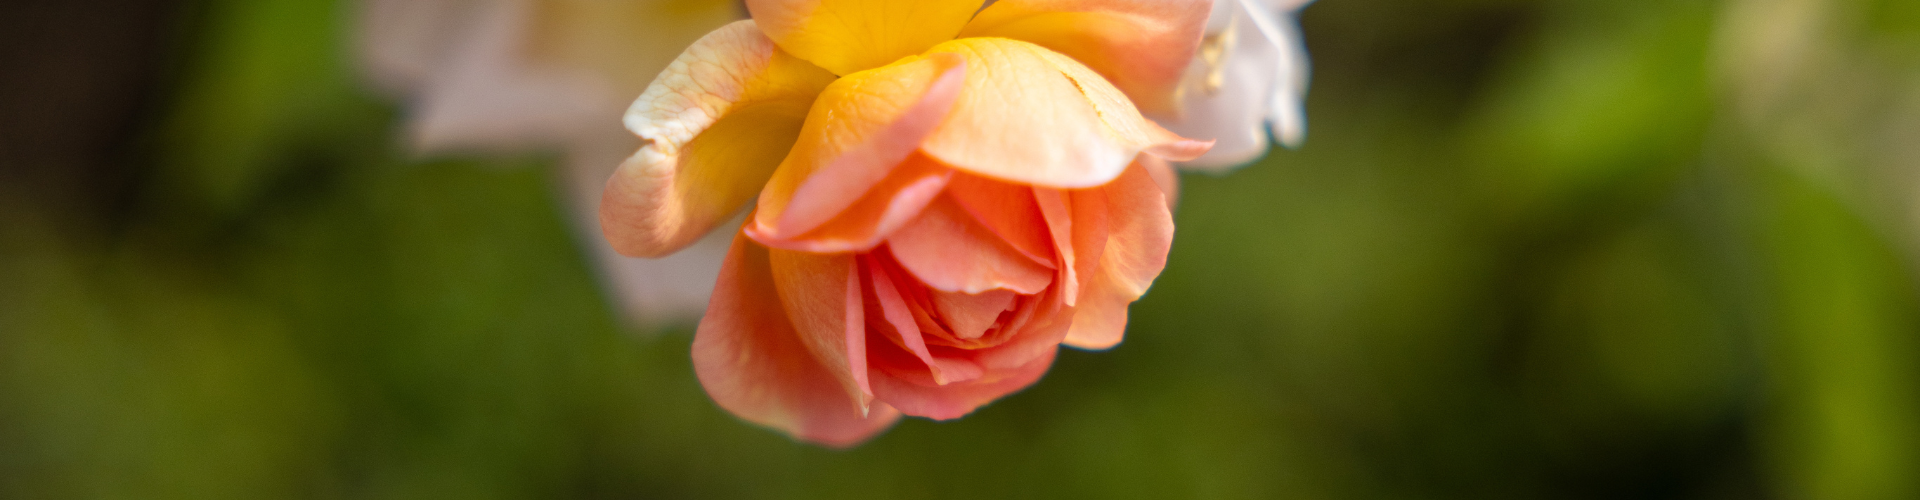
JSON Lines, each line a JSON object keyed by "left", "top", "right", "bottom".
{"left": 5, "top": 0, "right": 1920, "bottom": 498}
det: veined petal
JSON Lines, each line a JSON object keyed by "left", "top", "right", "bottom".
{"left": 921, "top": 38, "right": 1211, "bottom": 189}
{"left": 602, "top": 21, "right": 837, "bottom": 257}
{"left": 692, "top": 233, "right": 899, "bottom": 447}
{"left": 1063, "top": 159, "right": 1174, "bottom": 350}
{"left": 749, "top": 54, "right": 967, "bottom": 248}
{"left": 959, "top": 0, "right": 1212, "bottom": 117}
{"left": 746, "top": 0, "right": 986, "bottom": 75}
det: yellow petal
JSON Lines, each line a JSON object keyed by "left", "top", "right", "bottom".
{"left": 601, "top": 21, "right": 837, "bottom": 257}
{"left": 920, "top": 38, "right": 1210, "bottom": 189}
{"left": 745, "top": 0, "right": 986, "bottom": 75}
{"left": 960, "top": 0, "right": 1212, "bottom": 117}
{"left": 749, "top": 53, "right": 967, "bottom": 247}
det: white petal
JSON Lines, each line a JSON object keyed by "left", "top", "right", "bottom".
{"left": 1248, "top": 0, "right": 1313, "bottom": 149}
{"left": 1163, "top": 0, "right": 1315, "bottom": 171}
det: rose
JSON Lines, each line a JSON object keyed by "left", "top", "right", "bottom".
{"left": 600, "top": 0, "right": 1214, "bottom": 446}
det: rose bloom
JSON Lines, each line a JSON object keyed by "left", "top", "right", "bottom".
{"left": 602, "top": 0, "right": 1214, "bottom": 446}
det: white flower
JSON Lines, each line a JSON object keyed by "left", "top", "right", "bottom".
{"left": 356, "top": 0, "right": 740, "bottom": 328}
{"left": 1163, "top": 0, "right": 1315, "bottom": 170}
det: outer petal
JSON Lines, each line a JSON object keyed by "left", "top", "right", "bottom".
{"left": 1033, "top": 185, "right": 1110, "bottom": 306}
{"left": 920, "top": 38, "right": 1211, "bottom": 189}
{"left": 1063, "top": 159, "right": 1175, "bottom": 350}
{"left": 767, "top": 247, "right": 873, "bottom": 411}
{"left": 959, "top": 0, "right": 1212, "bottom": 117}
{"left": 748, "top": 54, "right": 968, "bottom": 250}
{"left": 601, "top": 21, "right": 837, "bottom": 257}
{"left": 745, "top": 0, "right": 986, "bottom": 75}
{"left": 692, "top": 233, "right": 900, "bottom": 447}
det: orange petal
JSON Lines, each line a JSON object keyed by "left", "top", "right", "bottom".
{"left": 750, "top": 53, "right": 967, "bottom": 246}
{"left": 748, "top": 154, "right": 954, "bottom": 253}
{"left": 931, "top": 288, "right": 1020, "bottom": 340}
{"left": 886, "top": 195, "right": 1056, "bottom": 295}
{"left": 767, "top": 246, "right": 872, "bottom": 411}
{"left": 745, "top": 0, "right": 986, "bottom": 75}
{"left": 959, "top": 0, "right": 1212, "bottom": 117}
{"left": 1062, "top": 159, "right": 1173, "bottom": 350}
{"left": 602, "top": 21, "right": 836, "bottom": 257}
{"left": 692, "top": 233, "right": 900, "bottom": 447}
{"left": 866, "top": 257, "right": 986, "bottom": 385}
{"left": 920, "top": 38, "right": 1210, "bottom": 189}
{"left": 870, "top": 346, "right": 1058, "bottom": 420}
{"left": 1069, "top": 185, "right": 1112, "bottom": 303}
{"left": 971, "top": 299, "right": 1074, "bottom": 370}
{"left": 1137, "top": 154, "right": 1181, "bottom": 206}
{"left": 945, "top": 174, "right": 1058, "bottom": 267}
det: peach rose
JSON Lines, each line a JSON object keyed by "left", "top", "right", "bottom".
{"left": 601, "top": 0, "right": 1214, "bottom": 446}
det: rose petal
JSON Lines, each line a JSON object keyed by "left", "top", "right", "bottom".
{"left": 870, "top": 347, "right": 1059, "bottom": 420}
{"left": 1069, "top": 183, "right": 1112, "bottom": 303}
{"left": 920, "top": 38, "right": 1210, "bottom": 189}
{"left": 886, "top": 195, "right": 1056, "bottom": 295}
{"left": 945, "top": 174, "right": 1058, "bottom": 267}
{"left": 745, "top": 0, "right": 986, "bottom": 75}
{"left": 959, "top": 0, "right": 1211, "bottom": 117}
{"left": 692, "top": 233, "right": 900, "bottom": 447}
{"left": 750, "top": 154, "right": 955, "bottom": 253}
{"left": 866, "top": 255, "right": 986, "bottom": 385}
{"left": 767, "top": 246, "right": 872, "bottom": 410}
{"left": 749, "top": 53, "right": 967, "bottom": 245}
{"left": 1137, "top": 154, "right": 1181, "bottom": 206}
{"left": 931, "top": 288, "right": 1019, "bottom": 340}
{"left": 601, "top": 21, "right": 836, "bottom": 257}
{"left": 1062, "top": 159, "right": 1174, "bottom": 350}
